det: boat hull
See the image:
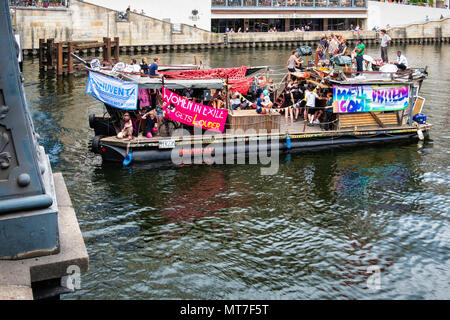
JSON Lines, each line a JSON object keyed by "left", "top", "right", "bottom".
{"left": 91, "top": 128, "right": 430, "bottom": 164}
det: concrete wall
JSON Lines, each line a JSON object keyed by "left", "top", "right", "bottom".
{"left": 11, "top": 0, "right": 450, "bottom": 51}
{"left": 13, "top": 0, "right": 219, "bottom": 50}
{"left": 85, "top": 0, "right": 212, "bottom": 31}
{"left": 368, "top": 1, "right": 450, "bottom": 29}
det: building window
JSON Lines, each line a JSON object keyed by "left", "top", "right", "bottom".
{"left": 212, "top": 19, "right": 245, "bottom": 33}
{"left": 243, "top": 0, "right": 257, "bottom": 6}
{"left": 327, "top": 18, "right": 346, "bottom": 30}
{"left": 212, "top": 0, "right": 226, "bottom": 6}
{"left": 301, "top": 0, "right": 314, "bottom": 7}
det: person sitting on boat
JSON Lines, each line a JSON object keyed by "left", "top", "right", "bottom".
{"left": 142, "top": 109, "right": 158, "bottom": 138}
{"left": 129, "top": 59, "right": 141, "bottom": 73}
{"left": 315, "top": 44, "right": 327, "bottom": 67}
{"left": 140, "top": 57, "right": 149, "bottom": 75}
{"left": 256, "top": 91, "right": 273, "bottom": 114}
{"left": 212, "top": 97, "right": 224, "bottom": 109}
{"left": 231, "top": 91, "right": 242, "bottom": 110}
{"left": 117, "top": 112, "right": 134, "bottom": 140}
{"left": 392, "top": 51, "right": 408, "bottom": 71}
{"left": 149, "top": 57, "right": 160, "bottom": 76}
{"left": 262, "top": 89, "right": 274, "bottom": 110}
{"left": 182, "top": 88, "right": 194, "bottom": 100}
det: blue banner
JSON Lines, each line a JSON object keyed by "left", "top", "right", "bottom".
{"left": 86, "top": 71, "right": 138, "bottom": 110}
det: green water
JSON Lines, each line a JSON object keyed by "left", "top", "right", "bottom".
{"left": 23, "top": 44, "right": 449, "bottom": 299}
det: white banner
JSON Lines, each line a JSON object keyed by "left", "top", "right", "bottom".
{"left": 86, "top": 71, "right": 138, "bottom": 110}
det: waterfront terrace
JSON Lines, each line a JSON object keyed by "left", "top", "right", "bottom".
{"left": 211, "top": 0, "right": 368, "bottom": 32}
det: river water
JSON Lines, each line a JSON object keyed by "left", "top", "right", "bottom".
{"left": 22, "top": 44, "right": 449, "bottom": 299}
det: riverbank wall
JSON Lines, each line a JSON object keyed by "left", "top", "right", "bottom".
{"left": 11, "top": 0, "right": 450, "bottom": 56}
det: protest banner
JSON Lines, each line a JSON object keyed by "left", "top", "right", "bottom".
{"left": 333, "top": 84, "right": 409, "bottom": 113}
{"left": 86, "top": 71, "right": 138, "bottom": 110}
{"left": 162, "top": 87, "right": 228, "bottom": 133}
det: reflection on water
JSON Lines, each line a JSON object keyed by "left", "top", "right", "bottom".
{"left": 22, "top": 44, "right": 450, "bottom": 299}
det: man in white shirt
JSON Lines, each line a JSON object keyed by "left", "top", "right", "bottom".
{"left": 394, "top": 51, "right": 408, "bottom": 71}
{"left": 304, "top": 84, "right": 320, "bottom": 125}
{"left": 380, "top": 29, "right": 391, "bottom": 63}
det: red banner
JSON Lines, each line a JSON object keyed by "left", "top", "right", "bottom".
{"left": 160, "top": 67, "right": 254, "bottom": 95}
{"left": 160, "top": 66, "right": 248, "bottom": 80}
{"left": 162, "top": 87, "right": 228, "bottom": 133}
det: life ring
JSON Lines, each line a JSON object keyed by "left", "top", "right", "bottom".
{"left": 123, "top": 151, "right": 133, "bottom": 167}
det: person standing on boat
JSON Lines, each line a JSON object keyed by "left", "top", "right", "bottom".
{"left": 354, "top": 39, "right": 365, "bottom": 74}
{"left": 304, "top": 84, "right": 319, "bottom": 126}
{"left": 231, "top": 91, "right": 242, "bottom": 110}
{"left": 380, "top": 29, "right": 391, "bottom": 63}
{"left": 393, "top": 51, "right": 408, "bottom": 71}
{"left": 284, "top": 80, "right": 295, "bottom": 124}
{"left": 290, "top": 81, "right": 304, "bottom": 121}
{"left": 328, "top": 34, "right": 339, "bottom": 60}
{"left": 149, "top": 57, "right": 160, "bottom": 76}
{"left": 319, "top": 34, "right": 329, "bottom": 54}
{"left": 287, "top": 50, "right": 302, "bottom": 80}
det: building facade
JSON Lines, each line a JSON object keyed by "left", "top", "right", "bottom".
{"left": 84, "top": 0, "right": 212, "bottom": 31}
{"left": 211, "top": 0, "right": 368, "bottom": 32}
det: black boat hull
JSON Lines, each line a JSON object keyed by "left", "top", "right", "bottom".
{"left": 91, "top": 130, "right": 429, "bottom": 164}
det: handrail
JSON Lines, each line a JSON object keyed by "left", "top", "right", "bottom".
{"left": 211, "top": 0, "right": 367, "bottom": 9}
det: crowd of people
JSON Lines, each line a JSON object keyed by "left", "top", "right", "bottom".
{"left": 314, "top": 33, "right": 350, "bottom": 69}
{"left": 224, "top": 25, "right": 313, "bottom": 33}
{"left": 115, "top": 24, "right": 413, "bottom": 140}
{"left": 310, "top": 29, "right": 409, "bottom": 74}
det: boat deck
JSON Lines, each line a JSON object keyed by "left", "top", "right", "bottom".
{"left": 99, "top": 118, "right": 428, "bottom": 148}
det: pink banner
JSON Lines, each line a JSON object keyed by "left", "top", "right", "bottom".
{"left": 162, "top": 87, "right": 228, "bottom": 133}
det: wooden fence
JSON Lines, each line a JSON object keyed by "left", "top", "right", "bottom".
{"left": 38, "top": 37, "right": 120, "bottom": 75}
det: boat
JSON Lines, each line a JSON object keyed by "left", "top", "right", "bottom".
{"left": 85, "top": 61, "right": 431, "bottom": 166}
